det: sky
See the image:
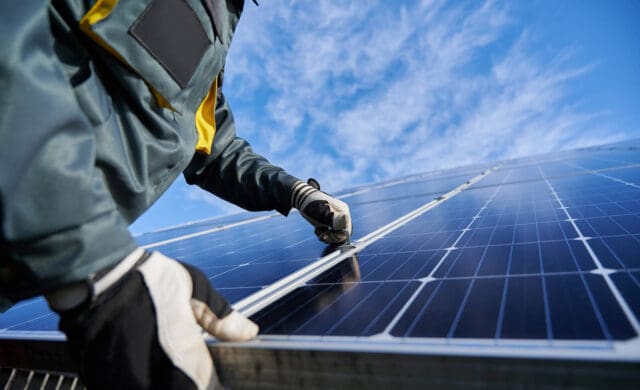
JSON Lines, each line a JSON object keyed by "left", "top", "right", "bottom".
{"left": 129, "top": 0, "right": 640, "bottom": 234}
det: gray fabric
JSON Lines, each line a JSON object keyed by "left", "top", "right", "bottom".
{"left": 184, "top": 92, "right": 298, "bottom": 216}
{"left": 0, "top": 0, "right": 297, "bottom": 305}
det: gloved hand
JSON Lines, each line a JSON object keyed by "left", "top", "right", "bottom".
{"left": 290, "top": 179, "right": 352, "bottom": 244}
{"left": 45, "top": 249, "right": 258, "bottom": 390}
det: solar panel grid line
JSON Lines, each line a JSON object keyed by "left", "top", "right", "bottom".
{"left": 233, "top": 166, "right": 499, "bottom": 317}
{"left": 592, "top": 172, "right": 640, "bottom": 189}
{"left": 351, "top": 167, "right": 498, "bottom": 245}
{"left": 341, "top": 167, "right": 492, "bottom": 197}
{"left": 448, "top": 189, "right": 516, "bottom": 339}
{"left": 0, "top": 313, "right": 55, "bottom": 335}
{"left": 133, "top": 210, "right": 284, "bottom": 246}
{"left": 491, "top": 169, "right": 612, "bottom": 341}
{"left": 231, "top": 247, "right": 353, "bottom": 316}
{"left": 543, "top": 176, "right": 640, "bottom": 335}
{"left": 494, "top": 193, "right": 531, "bottom": 339}
{"left": 403, "top": 179, "right": 532, "bottom": 340}
{"left": 535, "top": 181, "right": 616, "bottom": 342}
{"left": 345, "top": 191, "right": 450, "bottom": 207}
{"left": 141, "top": 212, "right": 280, "bottom": 249}
{"left": 580, "top": 217, "right": 639, "bottom": 264}
{"left": 284, "top": 282, "right": 381, "bottom": 336}
{"left": 535, "top": 175, "right": 623, "bottom": 342}
{"left": 599, "top": 157, "right": 640, "bottom": 171}
{"left": 577, "top": 273, "right": 615, "bottom": 341}
{"left": 136, "top": 212, "right": 250, "bottom": 235}
{"left": 308, "top": 269, "right": 637, "bottom": 284}
{"left": 564, "top": 160, "right": 640, "bottom": 188}
{"left": 586, "top": 152, "right": 640, "bottom": 164}
{"left": 381, "top": 183, "right": 505, "bottom": 336}
{"left": 532, "top": 188, "right": 554, "bottom": 342}
{"left": 333, "top": 187, "right": 372, "bottom": 199}
{"left": 469, "top": 161, "right": 640, "bottom": 194}
{"left": 374, "top": 172, "right": 479, "bottom": 190}
{"left": 339, "top": 175, "right": 486, "bottom": 207}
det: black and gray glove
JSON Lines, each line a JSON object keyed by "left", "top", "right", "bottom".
{"left": 290, "top": 179, "right": 352, "bottom": 244}
{"left": 46, "top": 249, "right": 258, "bottom": 390}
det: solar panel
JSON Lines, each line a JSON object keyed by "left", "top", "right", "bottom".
{"left": 247, "top": 143, "right": 640, "bottom": 359}
{"left": 2, "top": 140, "right": 640, "bottom": 387}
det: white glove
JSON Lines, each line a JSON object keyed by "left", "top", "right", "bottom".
{"left": 46, "top": 249, "right": 258, "bottom": 389}
{"left": 290, "top": 179, "right": 352, "bottom": 244}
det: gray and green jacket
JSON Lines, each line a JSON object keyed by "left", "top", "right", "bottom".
{"left": 0, "top": 0, "right": 298, "bottom": 307}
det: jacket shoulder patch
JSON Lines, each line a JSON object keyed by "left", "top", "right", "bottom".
{"left": 130, "top": 0, "right": 211, "bottom": 88}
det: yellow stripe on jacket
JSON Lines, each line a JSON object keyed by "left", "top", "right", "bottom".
{"left": 194, "top": 78, "right": 218, "bottom": 155}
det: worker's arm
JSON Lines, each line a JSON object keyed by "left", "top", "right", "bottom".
{"left": 184, "top": 90, "right": 297, "bottom": 215}
{"left": 183, "top": 89, "right": 352, "bottom": 243}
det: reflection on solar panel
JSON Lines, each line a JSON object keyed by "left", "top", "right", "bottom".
{"left": 2, "top": 140, "right": 640, "bottom": 387}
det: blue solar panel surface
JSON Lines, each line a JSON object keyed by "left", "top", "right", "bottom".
{"left": 250, "top": 143, "right": 640, "bottom": 350}
{"left": 133, "top": 211, "right": 274, "bottom": 246}
{"left": 1, "top": 140, "right": 639, "bottom": 361}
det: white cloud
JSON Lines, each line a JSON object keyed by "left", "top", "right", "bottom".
{"left": 223, "top": 0, "right": 626, "bottom": 193}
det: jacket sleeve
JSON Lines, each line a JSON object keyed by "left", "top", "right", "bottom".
{"left": 0, "top": 1, "right": 136, "bottom": 303}
{"left": 183, "top": 90, "right": 299, "bottom": 216}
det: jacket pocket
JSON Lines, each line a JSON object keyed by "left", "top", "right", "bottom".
{"left": 79, "top": 0, "right": 216, "bottom": 109}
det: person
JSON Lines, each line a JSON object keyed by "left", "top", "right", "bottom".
{"left": 0, "top": 0, "right": 352, "bottom": 388}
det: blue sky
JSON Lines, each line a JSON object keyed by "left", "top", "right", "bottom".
{"left": 130, "top": 0, "right": 640, "bottom": 234}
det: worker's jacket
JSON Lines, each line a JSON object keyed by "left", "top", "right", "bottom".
{"left": 0, "top": 0, "right": 297, "bottom": 308}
